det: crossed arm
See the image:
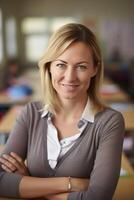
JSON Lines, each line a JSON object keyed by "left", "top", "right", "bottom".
{"left": 0, "top": 152, "right": 89, "bottom": 199}
{"left": 0, "top": 106, "right": 125, "bottom": 200}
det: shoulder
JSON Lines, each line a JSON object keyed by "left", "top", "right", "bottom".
{"left": 95, "top": 107, "right": 125, "bottom": 129}
{"left": 25, "top": 101, "right": 43, "bottom": 112}
{"left": 93, "top": 107, "right": 125, "bottom": 142}
{"left": 98, "top": 107, "right": 124, "bottom": 121}
{"left": 18, "top": 101, "right": 43, "bottom": 121}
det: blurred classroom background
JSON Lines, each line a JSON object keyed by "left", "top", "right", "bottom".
{"left": 0, "top": 0, "right": 134, "bottom": 199}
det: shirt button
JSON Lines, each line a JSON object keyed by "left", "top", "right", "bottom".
{"left": 78, "top": 120, "right": 85, "bottom": 128}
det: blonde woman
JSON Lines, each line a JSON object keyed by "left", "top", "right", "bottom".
{"left": 0, "top": 23, "right": 124, "bottom": 200}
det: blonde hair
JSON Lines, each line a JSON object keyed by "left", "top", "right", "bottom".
{"left": 38, "top": 23, "right": 105, "bottom": 113}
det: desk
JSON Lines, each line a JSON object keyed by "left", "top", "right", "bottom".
{"left": 114, "top": 154, "right": 134, "bottom": 200}
{"left": 0, "top": 106, "right": 22, "bottom": 133}
{"left": 121, "top": 110, "right": 134, "bottom": 130}
{"left": 110, "top": 103, "right": 134, "bottom": 130}
{"left": 101, "top": 78, "right": 134, "bottom": 130}
{"left": 100, "top": 79, "right": 129, "bottom": 103}
{"left": 121, "top": 153, "right": 134, "bottom": 174}
{"left": 0, "top": 69, "right": 37, "bottom": 106}
{"left": 101, "top": 91, "right": 129, "bottom": 103}
{"left": 0, "top": 92, "right": 31, "bottom": 105}
{"left": 1, "top": 106, "right": 134, "bottom": 135}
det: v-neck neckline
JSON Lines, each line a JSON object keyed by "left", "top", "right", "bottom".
{"left": 42, "top": 117, "right": 92, "bottom": 174}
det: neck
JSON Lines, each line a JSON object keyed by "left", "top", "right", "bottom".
{"left": 56, "top": 95, "right": 88, "bottom": 120}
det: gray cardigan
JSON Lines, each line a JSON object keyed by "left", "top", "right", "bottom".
{"left": 0, "top": 101, "right": 125, "bottom": 199}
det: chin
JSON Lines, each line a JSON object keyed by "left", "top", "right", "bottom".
{"left": 58, "top": 91, "right": 82, "bottom": 100}
{"left": 61, "top": 94, "right": 78, "bottom": 100}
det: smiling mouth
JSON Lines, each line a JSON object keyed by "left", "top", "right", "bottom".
{"left": 61, "top": 83, "right": 79, "bottom": 91}
{"left": 61, "top": 83, "right": 79, "bottom": 87}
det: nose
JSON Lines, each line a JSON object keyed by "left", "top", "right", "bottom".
{"left": 64, "top": 66, "right": 77, "bottom": 82}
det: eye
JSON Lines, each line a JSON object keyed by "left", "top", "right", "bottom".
{"left": 77, "top": 65, "right": 88, "bottom": 71}
{"left": 56, "top": 63, "right": 66, "bottom": 69}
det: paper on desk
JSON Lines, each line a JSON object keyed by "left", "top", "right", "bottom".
{"left": 110, "top": 102, "right": 134, "bottom": 111}
{"left": 120, "top": 168, "right": 132, "bottom": 177}
{"left": 120, "top": 168, "right": 128, "bottom": 176}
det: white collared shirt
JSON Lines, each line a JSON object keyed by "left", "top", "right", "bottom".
{"left": 41, "top": 99, "right": 95, "bottom": 169}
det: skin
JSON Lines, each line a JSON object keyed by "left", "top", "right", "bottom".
{"left": 0, "top": 42, "right": 97, "bottom": 199}
{"left": 50, "top": 42, "right": 97, "bottom": 104}
{"left": 50, "top": 42, "right": 97, "bottom": 139}
{"left": 0, "top": 152, "right": 89, "bottom": 199}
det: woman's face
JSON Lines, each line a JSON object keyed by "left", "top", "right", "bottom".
{"left": 50, "top": 42, "right": 97, "bottom": 102}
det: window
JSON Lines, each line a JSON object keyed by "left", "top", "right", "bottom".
{"left": 5, "top": 17, "right": 17, "bottom": 57}
{"left": 22, "top": 17, "right": 76, "bottom": 62}
{"left": 25, "top": 34, "right": 49, "bottom": 62}
{"left": 50, "top": 17, "right": 76, "bottom": 32}
{"left": 22, "top": 18, "right": 48, "bottom": 33}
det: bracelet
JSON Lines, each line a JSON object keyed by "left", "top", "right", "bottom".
{"left": 68, "top": 176, "right": 72, "bottom": 191}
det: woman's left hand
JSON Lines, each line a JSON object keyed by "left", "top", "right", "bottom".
{"left": 0, "top": 152, "right": 29, "bottom": 176}
{"left": 46, "top": 193, "right": 68, "bottom": 200}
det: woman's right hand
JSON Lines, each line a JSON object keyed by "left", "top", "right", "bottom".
{"left": 0, "top": 152, "right": 29, "bottom": 176}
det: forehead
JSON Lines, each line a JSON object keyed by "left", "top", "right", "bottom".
{"left": 56, "top": 42, "right": 93, "bottom": 62}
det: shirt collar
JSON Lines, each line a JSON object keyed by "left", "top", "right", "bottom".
{"left": 41, "top": 104, "right": 50, "bottom": 118}
{"left": 81, "top": 98, "right": 95, "bottom": 123}
{"left": 41, "top": 98, "right": 95, "bottom": 123}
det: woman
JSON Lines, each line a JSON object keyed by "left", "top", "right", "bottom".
{"left": 0, "top": 23, "right": 124, "bottom": 200}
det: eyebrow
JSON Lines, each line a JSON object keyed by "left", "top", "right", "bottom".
{"left": 55, "top": 59, "right": 89, "bottom": 64}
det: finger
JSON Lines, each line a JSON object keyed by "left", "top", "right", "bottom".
{"left": 1, "top": 164, "right": 13, "bottom": 173}
{"left": 9, "top": 153, "right": 29, "bottom": 175}
{"left": 0, "top": 157, "right": 16, "bottom": 171}
{"left": 2, "top": 154, "right": 22, "bottom": 170}
{"left": 10, "top": 152, "right": 28, "bottom": 171}
{"left": 10, "top": 152, "right": 28, "bottom": 174}
{"left": 10, "top": 152, "right": 24, "bottom": 165}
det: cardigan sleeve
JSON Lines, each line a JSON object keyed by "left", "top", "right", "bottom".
{"left": 0, "top": 104, "right": 29, "bottom": 198}
{"left": 68, "top": 110, "right": 125, "bottom": 200}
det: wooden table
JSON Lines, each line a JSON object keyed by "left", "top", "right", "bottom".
{"left": 0, "top": 92, "right": 31, "bottom": 106}
{"left": 0, "top": 106, "right": 22, "bottom": 133}
{"left": 121, "top": 153, "right": 134, "bottom": 174}
{"left": 101, "top": 91, "right": 129, "bottom": 103}
{"left": 1, "top": 104, "right": 134, "bottom": 135}
{"left": 101, "top": 78, "right": 134, "bottom": 130}
{"left": 113, "top": 154, "right": 134, "bottom": 200}
{"left": 100, "top": 79, "right": 129, "bottom": 103}
{"left": 109, "top": 103, "right": 134, "bottom": 130}
{"left": 0, "top": 69, "right": 41, "bottom": 106}
{"left": 121, "top": 110, "right": 134, "bottom": 130}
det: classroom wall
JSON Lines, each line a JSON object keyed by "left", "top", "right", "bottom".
{"left": 0, "top": 0, "right": 134, "bottom": 66}
{"left": 1, "top": 0, "right": 134, "bottom": 18}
